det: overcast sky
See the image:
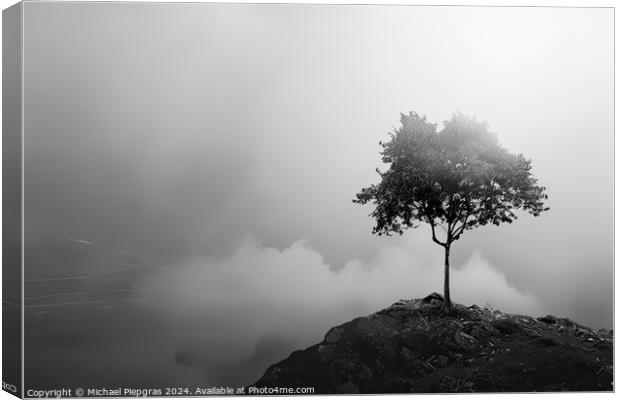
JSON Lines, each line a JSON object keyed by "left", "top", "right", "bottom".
{"left": 22, "top": 3, "right": 613, "bottom": 383}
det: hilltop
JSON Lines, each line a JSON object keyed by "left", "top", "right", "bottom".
{"left": 253, "top": 293, "right": 613, "bottom": 393}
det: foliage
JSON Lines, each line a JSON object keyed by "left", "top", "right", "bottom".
{"left": 354, "top": 111, "right": 549, "bottom": 247}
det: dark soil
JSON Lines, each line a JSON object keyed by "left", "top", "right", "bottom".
{"left": 252, "top": 293, "right": 613, "bottom": 393}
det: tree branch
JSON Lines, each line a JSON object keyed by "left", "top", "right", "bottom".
{"left": 452, "top": 214, "right": 469, "bottom": 240}
{"left": 428, "top": 217, "right": 446, "bottom": 247}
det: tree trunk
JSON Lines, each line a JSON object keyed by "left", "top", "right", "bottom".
{"left": 441, "top": 245, "right": 452, "bottom": 313}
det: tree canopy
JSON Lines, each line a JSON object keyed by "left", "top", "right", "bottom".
{"left": 354, "top": 111, "right": 549, "bottom": 248}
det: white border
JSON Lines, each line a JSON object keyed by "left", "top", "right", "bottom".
{"left": 0, "top": 2, "right": 615, "bottom": 400}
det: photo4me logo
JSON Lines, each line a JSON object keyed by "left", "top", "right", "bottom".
{"left": 2, "top": 381, "right": 17, "bottom": 394}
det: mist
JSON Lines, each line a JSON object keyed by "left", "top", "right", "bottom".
{"left": 20, "top": 2, "right": 612, "bottom": 389}
{"left": 135, "top": 233, "right": 543, "bottom": 384}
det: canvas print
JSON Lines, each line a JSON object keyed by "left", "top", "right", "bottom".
{"left": 2, "top": 1, "right": 614, "bottom": 397}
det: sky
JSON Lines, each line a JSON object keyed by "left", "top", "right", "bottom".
{"left": 21, "top": 2, "right": 613, "bottom": 387}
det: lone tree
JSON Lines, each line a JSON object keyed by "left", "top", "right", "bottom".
{"left": 354, "top": 112, "right": 549, "bottom": 313}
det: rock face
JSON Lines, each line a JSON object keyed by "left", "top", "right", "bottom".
{"left": 253, "top": 294, "right": 613, "bottom": 393}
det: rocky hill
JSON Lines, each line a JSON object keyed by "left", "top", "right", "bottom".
{"left": 253, "top": 293, "right": 613, "bottom": 393}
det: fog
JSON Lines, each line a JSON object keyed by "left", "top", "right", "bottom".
{"left": 21, "top": 2, "right": 612, "bottom": 388}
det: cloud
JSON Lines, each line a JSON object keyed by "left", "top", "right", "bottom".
{"left": 24, "top": 4, "right": 612, "bottom": 330}
{"left": 139, "top": 234, "right": 545, "bottom": 385}
{"left": 452, "top": 251, "right": 543, "bottom": 316}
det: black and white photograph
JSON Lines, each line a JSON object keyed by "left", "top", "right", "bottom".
{"left": 1, "top": 0, "right": 615, "bottom": 397}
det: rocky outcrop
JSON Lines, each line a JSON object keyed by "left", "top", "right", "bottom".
{"left": 253, "top": 294, "right": 613, "bottom": 393}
